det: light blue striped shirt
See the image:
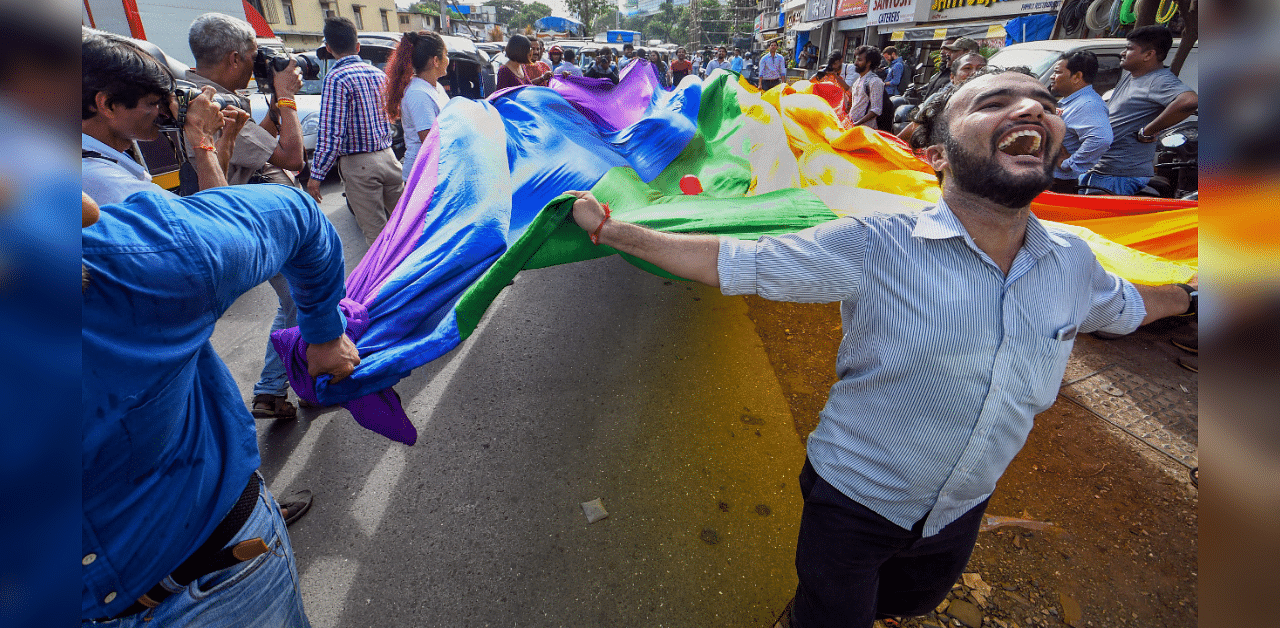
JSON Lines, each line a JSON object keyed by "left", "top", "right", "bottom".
{"left": 718, "top": 200, "right": 1145, "bottom": 535}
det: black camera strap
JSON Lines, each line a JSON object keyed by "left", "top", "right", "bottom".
{"left": 82, "top": 150, "right": 118, "bottom": 164}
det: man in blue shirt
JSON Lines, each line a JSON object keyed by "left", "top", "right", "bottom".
{"left": 730, "top": 48, "right": 744, "bottom": 74}
{"left": 704, "top": 46, "right": 733, "bottom": 76}
{"left": 882, "top": 46, "right": 904, "bottom": 96}
{"left": 563, "top": 67, "right": 1196, "bottom": 627}
{"left": 82, "top": 184, "right": 360, "bottom": 624}
{"left": 757, "top": 40, "right": 787, "bottom": 91}
{"left": 618, "top": 43, "right": 637, "bottom": 71}
{"left": 1048, "top": 50, "right": 1113, "bottom": 193}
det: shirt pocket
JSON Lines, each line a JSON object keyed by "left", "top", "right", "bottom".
{"left": 119, "top": 373, "right": 188, "bottom": 483}
{"left": 1026, "top": 333, "right": 1076, "bottom": 411}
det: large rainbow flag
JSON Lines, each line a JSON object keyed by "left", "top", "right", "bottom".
{"left": 272, "top": 61, "right": 1197, "bottom": 444}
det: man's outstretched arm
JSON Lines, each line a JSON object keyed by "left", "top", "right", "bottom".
{"left": 1135, "top": 274, "right": 1196, "bottom": 325}
{"left": 568, "top": 190, "right": 721, "bottom": 287}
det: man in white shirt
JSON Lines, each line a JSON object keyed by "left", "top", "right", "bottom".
{"left": 847, "top": 45, "right": 886, "bottom": 128}
{"left": 81, "top": 29, "right": 234, "bottom": 205}
{"left": 705, "top": 46, "right": 733, "bottom": 75}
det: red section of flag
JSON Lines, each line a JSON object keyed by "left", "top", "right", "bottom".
{"left": 242, "top": 0, "right": 276, "bottom": 38}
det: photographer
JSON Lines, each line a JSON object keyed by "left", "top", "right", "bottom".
{"left": 82, "top": 29, "right": 241, "bottom": 205}
{"left": 186, "top": 12, "right": 318, "bottom": 429}
{"left": 186, "top": 12, "right": 305, "bottom": 186}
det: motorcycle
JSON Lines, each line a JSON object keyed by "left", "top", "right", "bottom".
{"left": 1077, "top": 119, "right": 1198, "bottom": 200}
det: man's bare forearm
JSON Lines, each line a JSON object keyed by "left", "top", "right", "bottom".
{"left": 192, "top": 145, "right": 228, "bottom": 190}
{"left": 594, "top": 220, "right": 722, "bottom": 288}
{"left": 271, "top": 107, "right": 306, "bottom": 171}
{"left": 1135, "top": 282, "right": 1193, "bottom": 325}
{"left": 1142, "top": 91, "right": 1198, "bottom": 137}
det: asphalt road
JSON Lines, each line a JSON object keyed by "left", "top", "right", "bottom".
{"left": 210, "top": 180, "right": 807, "bottom": 628}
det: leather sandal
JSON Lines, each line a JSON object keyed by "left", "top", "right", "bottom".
{"left": 251, "top": 394, "right": 297, "bottom": 420}
{"left": 278, "top": 490, "right": 313, "bottom": 527}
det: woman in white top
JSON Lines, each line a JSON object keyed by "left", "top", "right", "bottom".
{"left": 383, "top": 30, "right": 451, "bottom": 182}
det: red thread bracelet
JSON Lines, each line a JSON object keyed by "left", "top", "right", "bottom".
{"left": 590, "top": 202, "right": 611, "bottom": 245}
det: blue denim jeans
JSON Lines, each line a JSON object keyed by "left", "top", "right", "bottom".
{"left": 86, "top": 475, "right": 310, "bottom": 627}
{"left": 1080, "top": 172, "right": 1151, "bottom": 196}
{"left": 254, "top": 274, "right": 298, "bottom": 397}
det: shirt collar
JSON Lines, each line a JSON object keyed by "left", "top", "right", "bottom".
{"left": 1057, "top": 85, "right": 1098, "bottom": 107}
{"left": 82, "top": 133, "right": 150, "bottom": 181}
{"left": 913, "top": 198, "right": 1071, "bottom": 255}
{"left": 334, "top": 54, "right": 363, "bottom": 67}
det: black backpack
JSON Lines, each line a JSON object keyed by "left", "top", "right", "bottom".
{"left": 863, "top": 78, "right": 896, "bottom": 131}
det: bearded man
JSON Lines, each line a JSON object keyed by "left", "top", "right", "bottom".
{"left": 560, "top": 67, "right": 1197, "bottom": 628}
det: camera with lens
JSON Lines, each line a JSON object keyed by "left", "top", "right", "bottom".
{"left": 253, "top": 48, "right": 321, "bottom": 94}
{"left": 157, "top": 79, "right": 238, "bottom": 131}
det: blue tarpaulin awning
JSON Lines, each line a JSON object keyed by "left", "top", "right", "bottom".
{"left": 535, "top": 16, "right": 586, "bottom": 35}
{"left": 1004, "top": 13, "right": 1058, "bottom": 45}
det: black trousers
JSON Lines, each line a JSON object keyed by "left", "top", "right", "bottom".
{"left": 791, "top": 458, "right": 989, "bottom": 628}
{"left": 761, "top": 78, "right": 783, "bottom": 90}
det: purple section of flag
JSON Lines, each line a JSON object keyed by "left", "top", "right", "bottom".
{"left": 270, "top": 298, "right": 418, "bottom": 445}
{"left": 550, "top": 59, "right": 663, "bottom": 131}
{"left": 346, "top": 127, "right": 443, "bottom": 303}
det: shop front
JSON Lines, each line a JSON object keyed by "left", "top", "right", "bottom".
{"left": 793, "top": 0, "right": 838, "bottom": 68}
{"left": 871, "top": 0, "right": 1062, "bottom": 84}
{"left": 834, "top": 0, "right": 870, "bottom": 59}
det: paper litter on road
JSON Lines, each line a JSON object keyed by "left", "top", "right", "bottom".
{"left": 581, "top": 498, "right": 608, "bottom": 523}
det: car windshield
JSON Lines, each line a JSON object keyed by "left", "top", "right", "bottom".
{"left": 986, "top": 48, "right": 1061, "bottom": 77}
{"left": 298, "top": 78, "right": 323, "bottom": 95}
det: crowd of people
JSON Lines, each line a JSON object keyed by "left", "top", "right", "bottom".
{"left": 82, "top": 11, "right": 1198, "bottom": 626}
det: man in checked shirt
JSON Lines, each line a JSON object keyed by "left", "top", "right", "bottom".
{"left": 307, "top": 16, "right": 403, "bottom": 245}
{"left": 564, "top": 67, "right": 1197, "bottom": 628}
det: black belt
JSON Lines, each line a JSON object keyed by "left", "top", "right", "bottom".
{"left": 109, "top": 474, "right": 268, "bottom": 619}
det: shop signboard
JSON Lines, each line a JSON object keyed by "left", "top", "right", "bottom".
{"left": 927, "top": 0, "right": 1060, "bottom": 21}
{"left": 835, "top": 0, "right": 869, "bottom": 17}
{"left": 868, "top": 0, "right": 922, "bottom": 27}
{"left": 804, "top": 0, "right": 839, "bottom": 21}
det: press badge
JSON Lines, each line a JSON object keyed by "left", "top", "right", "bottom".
{"left": 1054, "top": 324, "right": 1078, "bottom": 341}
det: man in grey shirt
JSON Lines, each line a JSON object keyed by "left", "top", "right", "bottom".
{"left": 1084, "top": 26, "right": 1197, "bottom": 195}
{"left": 563, "top": 67, "right": 1197, "bottom": 627}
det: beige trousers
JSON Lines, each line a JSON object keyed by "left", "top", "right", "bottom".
{"left": 338, "top": 148, "right": 404, "bottom": 245}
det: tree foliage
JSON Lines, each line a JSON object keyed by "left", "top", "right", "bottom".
{"left": 482, "top": 0, "right": 525, "bottom": 25}
{"left": 510, "top": 1, "right": 554, "bottom": 31}
{"left": 408, "top": 2, "right": 466, "bottom": 19}
{"left": 566, "top": 0, "right": 614, "bottom": 36}
{"left": 614, "top": 0, "right": 751, "bottom": 48}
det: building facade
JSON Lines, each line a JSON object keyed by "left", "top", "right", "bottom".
{"left": 250, "top": 0, "right": 401, "bottom": 51}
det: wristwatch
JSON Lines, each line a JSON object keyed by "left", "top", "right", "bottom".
{"left": 1174, "top": 283, "right": 1197, "bottom": 316}
{"left": 1136, "top": 128, "right": 1156, "bottom": 142}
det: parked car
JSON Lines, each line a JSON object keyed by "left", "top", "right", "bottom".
{"left": 987, "top": 37, "right": 1198, "bottom": 102}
